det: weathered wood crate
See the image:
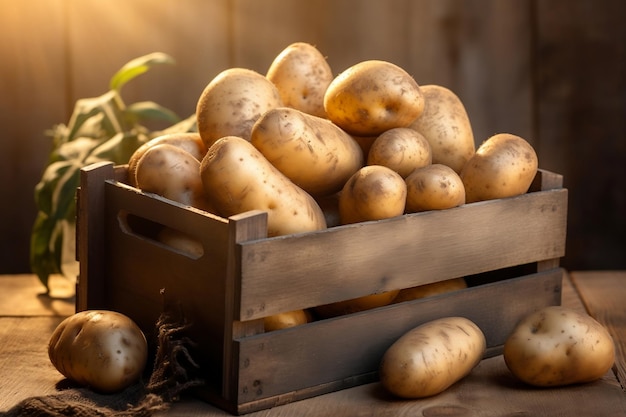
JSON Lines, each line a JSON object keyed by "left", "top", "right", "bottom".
{"left": 76, "top": 161, "right": 567, "bottom": 415}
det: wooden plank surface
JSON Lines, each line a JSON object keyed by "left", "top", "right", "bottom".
{"left": 1, "top": 272, "right": 625, "bottom": 416}
{"left": 570, "top": 271, "right": 626, "bottom": 394}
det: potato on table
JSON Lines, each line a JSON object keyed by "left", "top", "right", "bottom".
{"left": 504, "top": 306, "right": 615, "bottom": 387}
{"left": 379, "top": 316, "right": 486, "bottom": 398}
{"left": 48, "top": 310, "right": 148, "bottom": 393}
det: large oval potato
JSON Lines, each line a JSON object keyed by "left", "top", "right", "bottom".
{"left": 127, "top": 132, "right": 206, "bottom": 187}
{"left": 200, "top": 136, "right": 327, "bottom": 237}
{"left": 250, "top": 107, "right": 364, "bottom": 197}
{"left": 339, "top": 165, "right": 407, "bottom": 224}
{"left": 503, "top": 306, "right": 615, "bottom": 387}
{"left": 460, "top": 133, "right": 538, "bottom": 203}
{"left": 324, "top": 60, "right": 425, "bottom": 136}
{"left": 48, "top": 310, "right": 148, "bottom": 393}
{"left": 408, "top": 85, "right": 475, "bottom": 174}
{"left": 134, "top": 143, "right": 215, "bottom": 213}
{"left": 266, "top": 42, "right": 334, "bottom": 118}
{"left": 196, "top": 68, "right": 283, "bottom": 148}
{"left": 379, "top": 316, "right": 486, "bottom": 398}
{"left": 405, "top": 164, "right": 465, "bottom": 212}
{"left": 367, "top": 127, "right": 432, "bottom": 178}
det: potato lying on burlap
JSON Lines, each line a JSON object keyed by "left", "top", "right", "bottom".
{"left": 48, "top": 310, "right": 148, "bottom": 393}
{"left": 504, "top": 306, "right": 615, "bottom": 387}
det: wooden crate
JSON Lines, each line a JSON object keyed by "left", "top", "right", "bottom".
{"left": 76, "top": 162, "right": 567, "bottom": 415}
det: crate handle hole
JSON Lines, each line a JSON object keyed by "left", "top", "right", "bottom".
{"left": 117, "top": 210, "right": 205, "bottom": 259}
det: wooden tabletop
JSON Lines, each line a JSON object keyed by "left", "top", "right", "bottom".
{"left": 1, "top": 271, "right": 625, "bottom": 416}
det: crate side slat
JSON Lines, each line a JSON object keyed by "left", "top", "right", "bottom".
{"left": 238, "top": 188, "right": 567, "bottom": 320}
{"left": 233, "top": 269, "right": 563, "bottom": 407}
{"left": 100, "top": 180, "right": 233, "bottom": 390}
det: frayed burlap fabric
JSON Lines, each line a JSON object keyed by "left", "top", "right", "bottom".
{"left": 0, "top": 313, "right": 204, "bottom": 417}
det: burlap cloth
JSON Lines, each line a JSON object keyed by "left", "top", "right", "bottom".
{"left": 0, "top": 313, "right": 205, "bottom": 417}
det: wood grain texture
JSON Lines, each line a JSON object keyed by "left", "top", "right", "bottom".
{"left": 570, "top": 271, "right": 626, "bottom": 393}
{"left": 1, "top": 272, "right": 625, "bottom": 416}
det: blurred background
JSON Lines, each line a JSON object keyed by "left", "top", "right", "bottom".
{"left": 0, "top": 0, "right": 624, "bottom": 275}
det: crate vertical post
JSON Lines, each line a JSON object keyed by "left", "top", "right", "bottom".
{"left": 222, "top": 210, "right": 268, "bottom": 402}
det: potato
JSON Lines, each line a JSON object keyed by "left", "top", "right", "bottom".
{"left": 196, "top": 68, "right": 283, "bottom": 148}
{"left": 266, "top": 42, "right": 334, "bottom": 118}
{"left": 324, "top": 60, "right": 425, "bottom": 136}
{"left": 339, "top": 165, "right": 407, "bottom": 224}
{"left": 264, "top": 309, "right": 312, "bottom": 332}
{"left": 503, "top": 306, "right": 615, "bottom": 387}
{"left": 313, "top": 290, "right": 400, "bottom": 319}
{"left": 200, "top": 136, "right": 327, "bottom": 237}
{"left": 460, "top": 133, "right": 538, "bottom": 203}
{"left": 157, "top": 227, "right": 204, "bottom": 258}
{"left": 127, "top": 132, "right": 206, "bottom": 187}
{"left": 134, "top": 143, "right": 215, "bottom": 213}
{"left": 393, "top": 277, "right": 467, "bottom": 303}
{"left": 250, "top": 107, "right": 364, "bottom": 197}
{"left": 367, "top": 127, "right": 432, "bottom": 178}
{"left": 408, "top": 85, "right": 475, "bottom": 174}
{"left": 405, "top": 164, "right": 465, "bottom": 213}
{"left": 379, "top": 317, "right": 486, "bottom": 398}
{"left": 48, "top": 310, "right": 148, "bottom": 393}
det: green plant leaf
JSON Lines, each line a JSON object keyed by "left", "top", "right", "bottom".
{"left": 30, "top": 213, "right": 60, "bottom": 291}
{"left": 109, "top": 52, "right": 175, "bottom": 92}
{"left": 125, "top": 101, "right": 181, "bottom": 125}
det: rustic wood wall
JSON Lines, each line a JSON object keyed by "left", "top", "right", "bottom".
{"left": 0, "top": 0, "right": 624, "bottom": 274}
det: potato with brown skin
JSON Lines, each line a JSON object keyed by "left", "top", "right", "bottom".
{"left": 393, "top": 278, "right": 467, "bottom": 303}
{"left": 200, "top": 136, "right": 327, "bottom": 237}
{"left": 324, "top": 60, "right": 425, "bottom": 136}
{"left": 48, "top": 310, "right": 148, "bottom": 393}
{"left": 379, "top": 316, "right": 486, "bottom": 398}
{"left": 409, "top": 85, "right": 475, "bottom": 174}
{"left": 339, "top": 165, "right": 407, "bottom": 224}
{"left": 250, "top": 107, "right": 364, "bottom": 197}
{"left": 127, "top": 132, "right": 206, "bottom": 187}
{"left": 134, "top": 143, "right": 215, "bottom": 213}
{"left": 504, "top": 306, "right": 615, "bottom": 387}
{"left": 264, "top": 309, "right": 312, "bottom": 332}
{"left": 405, "top": 164, "right": 465, "bottom": 212}
{"left": 266, "top": 42, "right": 334, "bottom": 118}
{"left": 460, "top": 133, "right": 538, "bottom": 203}
{"left": 157, "top": 227, "right": 204, "bottom": 258}
{"left": 313, "top": 291, "right": 400, "bottom": 319}
{"left": 367, "top": 127, "right": 432, "bottom": 178}
{"left": 196, "top": 68, "right": 283, "bottom": 148}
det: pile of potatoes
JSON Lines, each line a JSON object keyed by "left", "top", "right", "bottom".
{"left": 127, "top": 41, "right": 543, "bottom": 329}
{"left": 129, "top": 41, "right": 539, "bottom": 237}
